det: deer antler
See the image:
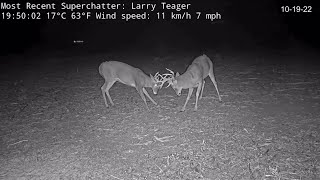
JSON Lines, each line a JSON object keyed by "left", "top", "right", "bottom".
{"left": 165, "top": 68, "right": 175, "bottom": 75}
{"left": 154, "top": 72, "right": 161, "bottom": 81}
{"left": 152, "top": 69, "right": 175, "bottom": 88}
{"left": 153, "top": 72, "right": 168, "bottom": 88}
{"left": 162, "top": 68, "right": 175, "bottom": 88}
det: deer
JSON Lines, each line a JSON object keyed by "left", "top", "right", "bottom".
{"left": 98, "top": 60, "right": 171, "bottom": 110}
{"left": 164, "top": 54, "right": 222, "bottom": 111}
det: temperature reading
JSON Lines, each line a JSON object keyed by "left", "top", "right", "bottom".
{"left": 71, "top": 12, "right": 91, "bottom": 19}
{"left": 47, "top": 12, "right": 66, "bottom": 19}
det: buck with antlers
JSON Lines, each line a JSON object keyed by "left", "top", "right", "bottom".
{"left": 99, "top": 61, "right": 170, "bottom": 110}
{"left": 164, "top": 54, "right": 222, "bottom": 111}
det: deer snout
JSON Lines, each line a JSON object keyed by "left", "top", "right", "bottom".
{"left": 174, "top": 88, "right": 181, "bottom": 96}
{"left": 152, "top": 89, "right": 158, "bottom": 95}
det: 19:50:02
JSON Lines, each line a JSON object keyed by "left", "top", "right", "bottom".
{"left": 1, "top": 12, "right": 41, "bottom": 20}
{"left": 281, "top": 6, "right": 312, "bottom": 13}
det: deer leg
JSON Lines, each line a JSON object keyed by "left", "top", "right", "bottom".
{"left": 101, "top": 82, "right": 109, "bottom": 108}
{"left": 194, "top": 82, "right": 203, "bottom": 111}
{"left": 105, "top": 80, "right": 116, "bottom": 106}
{"left": 209, "top": 71, "right": 222, "bottom": 102}
{"left": 181, "top": 88, "right": 194, "bottom": 112}
{"left": 142, "top": 88, "right": 157, "bottom": 105}
{"left": 136, "top": 87, "right": 149, "bottom": 110}
{"left": 200, "top": 80, "right": 205, "bottom": 99}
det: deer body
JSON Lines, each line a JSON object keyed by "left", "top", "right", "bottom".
{"left": 166, "top": 54, "right": 222, "bottom": 111}
{"left": 99, "top": 61, "right": 165, "bottom": 110}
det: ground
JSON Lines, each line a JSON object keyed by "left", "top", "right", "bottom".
{"left": 0, "top": 50, "right": 319, "bottom": 180}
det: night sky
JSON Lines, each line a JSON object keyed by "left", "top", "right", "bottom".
{"left": 1, "top": 0, "right": 318, "bottom": 58}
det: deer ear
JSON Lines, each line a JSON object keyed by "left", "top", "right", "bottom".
{"left": 150, "top": 74, "right": 154, "bottom": 80}
{"left": 176, "top": 72, "right": 180, "bottom": 77}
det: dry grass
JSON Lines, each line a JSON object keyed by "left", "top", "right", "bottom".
{"left": 0, "top": 52, "right": 319, "bottom": 180}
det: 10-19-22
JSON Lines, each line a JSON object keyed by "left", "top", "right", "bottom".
{"left": 281, "top": 6, "right": 312, "bottom": 13}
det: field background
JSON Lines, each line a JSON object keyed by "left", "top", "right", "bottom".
{"left": 1, "top": 1, "right": 319, "bottom": 179}
{"left": 0, "top": 48, "right": 319, "bottom": 179}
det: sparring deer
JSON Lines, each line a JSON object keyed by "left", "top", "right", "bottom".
{"left": 99, "top": 61, "right": 170, "bottom": 110}
{"left": 164, "top": 54, "right": 222, "bottom": 111}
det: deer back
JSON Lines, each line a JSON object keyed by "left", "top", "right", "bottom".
{"left": 99, "top": 61, "right": 150, "bottom": 88}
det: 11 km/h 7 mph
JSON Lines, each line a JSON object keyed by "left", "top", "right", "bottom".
{"left": 157, "top": 11, "right": 222, "bottom": 21}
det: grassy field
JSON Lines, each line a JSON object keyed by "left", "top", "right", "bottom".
{"left": 0, "top": 50, "right": 319, "bottom": 180}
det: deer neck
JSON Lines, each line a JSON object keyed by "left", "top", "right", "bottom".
{"left": 138, "top": 72, "right": 153, "bottom": 88}
{"left": 178, "top": 71, "right": 192, "bottom": 81}
{"left": 144, "top": 76, "right": 153, "bottom": 88}
{"left": 176, "top": 72, "right": 197, "bottom": 88}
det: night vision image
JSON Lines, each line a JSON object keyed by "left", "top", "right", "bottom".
{"left": 1, "top": 0, "right": 319, "bottom": 179}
